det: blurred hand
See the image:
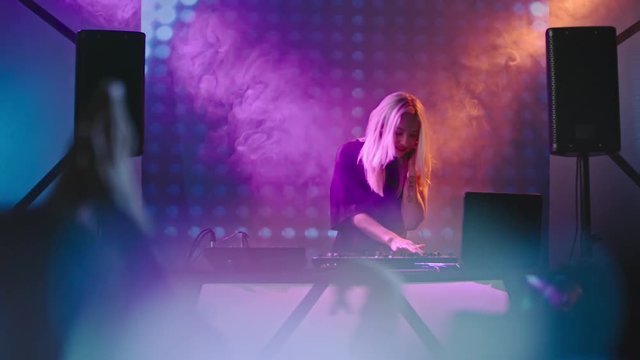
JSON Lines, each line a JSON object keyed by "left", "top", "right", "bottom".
{"left": 388, "top": 236, "right": 425, "bottom": 255}
{"left": 90, "top": 81, "right": 150, "bottom": 233}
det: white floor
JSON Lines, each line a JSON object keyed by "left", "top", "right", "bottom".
{"left": 196, "top": 280, "right": 509, "bottom": 360}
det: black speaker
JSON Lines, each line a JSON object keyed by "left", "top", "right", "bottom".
{"left": 74, "top": 30, "right": 146, "bottom": 156}
{"left": 546, "top": 26, "right": 621, "bottom": 156}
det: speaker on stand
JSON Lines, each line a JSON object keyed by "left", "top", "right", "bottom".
{"left": 546, "top": 26, "right": 640, "bottom": 260}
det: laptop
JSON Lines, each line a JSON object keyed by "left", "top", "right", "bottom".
{"left": 460, "top": 192, "right": 544, "bottom": 274}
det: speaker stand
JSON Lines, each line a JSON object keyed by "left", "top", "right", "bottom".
{"left": 12, "top": 150, "right": 72, "bottom": 211}
{"left": 608, "top": 152, "right": 640, "bottom": 188}
{"left": 577, "top": 154, "right": 593, "bottom": 259}
{"left": 576, "top": 152, "right": 640, "bottom": 261}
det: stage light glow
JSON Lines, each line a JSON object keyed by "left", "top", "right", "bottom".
{"left": 213, "top": 206, "right": 226, "bottom": 217}
{"left": 352, "top": 33, "right": 364, "bottom": 43}
{"left": 164, "top": 226, "right": 178, "bottom": 237}
{"left": 351, "top": 51, "right": 364, "bottom": 61}
{"left": 188, "top": 226, "right": 201, "bottom": 238}
{"left": 213, "top": 226, "right": 226, "bottom": 238}
{"left": 179, "top": 9, "right": 196, "bottom": 22}
{"left": 214, "top": 164, "right": 228, "bottom": 175}
{"left": 236, "top": 206, "right": 249, "bottom": 218}
{"left": 156, "top": 7, "right": 177, "bottom": 24}
{"left": 189, "top": 206, "right": 203, "bottom": 217}
{"left": 65, "top": 0, "right": 140, "bottom": 30}
{"left": 282, "top": 227, "right": 296, "bottom": 239}
{"left": 529, "top": 1, "right": 548, "bottom": 17}
{"left": 213, "top": 185, "right": 227, "bottom": 197}
{"left": 305, "top": 228, "right": 319, "bottom": 239}
{"left": 154, "top": 44, "right": 171, "bottom": 59}
{"left": 167, "top": 184, "right": 181, "bottom": 196}
{"left": 165, "top": 206, "right": 179, "bottom": 218}
{"left": 258, "top": 227, "right": 272, "bottom": 238}
{"left": 156, "top": 25, "right": 174, "bottom": 41}
{"left": 351, "top": 107, "right": 364, "bottom": 118}
{"left": 189, "top": 185, "right": 204, "bottom": 196}
{"left": 351, "top": 87, "right": 364, "bottom": 99}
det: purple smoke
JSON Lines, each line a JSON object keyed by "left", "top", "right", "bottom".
{"left": 170, "top": 9, "right": 338, "bottom": 191}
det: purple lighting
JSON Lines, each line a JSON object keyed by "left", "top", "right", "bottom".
{"left": 170, "top": 11, "right": 338, "bottom": 193}
{"left": 64, "top": 0, "right": 141, "bottom": 30}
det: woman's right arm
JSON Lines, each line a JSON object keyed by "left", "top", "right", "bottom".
{"left": 352, "top": 213, "right": 424, "bottom": 254}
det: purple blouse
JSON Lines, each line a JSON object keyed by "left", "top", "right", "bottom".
{"left": 330, "top": 139, "right": 406, "bottom": 254}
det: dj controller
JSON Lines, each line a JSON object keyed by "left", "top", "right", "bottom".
{"left": 312, "top": 253, "right": 460, "bottom": 271}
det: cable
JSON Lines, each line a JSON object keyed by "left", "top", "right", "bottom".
{"left": 186, "top": 228, "right": 215, "bottom": 264}
{"left": 218, "top": 230, "right": 250, "bottom": 247}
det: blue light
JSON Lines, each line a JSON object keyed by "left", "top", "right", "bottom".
{"left": 165, "top": 206, "right": 179, "bottom": 218}
{"left": 213, "top": 206, "right": 226, "bottom": 217}
{"left": 352, "top": 69, "right": 364, "bottom": 81}
{"left": 188, "top": 226, "right": 201, "bottom": 238}
{"left": 156, "top": 25, "right": 174, "bottom": 41}
{"left": 305, "top": 228, "right": 319, "bottom": 239}
{"left": 154, "top": 44, "right": 171, "bottom": 59}
{"left": 214, "top": 226, "right": 226, "bottom": 238}
{"left": 213, "top": 185, "right": 227, "bottom": 197}
{"left": 259, "top": 227, "right": 272, "bottom": 238}
{"left": 164, "top": 226, "right": 178, "bottom": 237}
{"left": 512, "top": 2, "right": 526, "bottom": 13}
{"left": 214, "top": 164, "right": 228, "bottom": 175}
{"left": 179, "top": 9, "right": 196, "bottom": 23}
{"left": 189, "top": 206, "right": 203, "bottom": 217}
{"left": 181, "top": 0, "right": 199, "bottom": 6}
{"left": 282, "top": 227, "right": 296, "bottom": 239}
{"left": 156, "top": 7, "right": 177, "bottom": 25}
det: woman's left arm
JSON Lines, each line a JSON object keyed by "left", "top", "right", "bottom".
{"left": 401, "top": 156, "right": 427, "bottom": 230}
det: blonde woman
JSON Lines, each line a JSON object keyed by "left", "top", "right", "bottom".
{"left": 330, "top": 91, "right": 432, "bottom": 255}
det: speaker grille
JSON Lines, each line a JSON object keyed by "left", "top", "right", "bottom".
{"left": 545, "top": 27, "right": 621, "bottom": 156}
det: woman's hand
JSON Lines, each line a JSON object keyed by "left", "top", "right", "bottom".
{"left": 387, "top": 236, "right": 425, "bottom": 255}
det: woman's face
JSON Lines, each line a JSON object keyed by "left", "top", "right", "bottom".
{"left": 394, "top": 112, "right": 420, "bottom": 158}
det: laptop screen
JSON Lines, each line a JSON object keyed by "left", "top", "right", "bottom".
{"left": 461, "top": 192, "right": 543, "bottom": 273}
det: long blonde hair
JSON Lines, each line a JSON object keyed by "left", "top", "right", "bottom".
{"left": 358, "top": 92, "right": 432, "bottom": 202}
